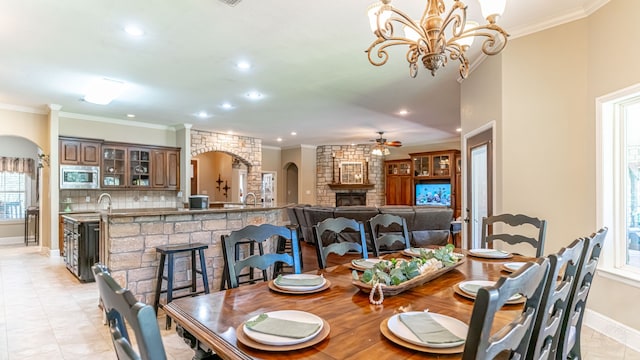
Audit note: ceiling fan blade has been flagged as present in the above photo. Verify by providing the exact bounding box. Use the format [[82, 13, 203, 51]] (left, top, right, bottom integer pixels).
[[385, 141, 402, 147]]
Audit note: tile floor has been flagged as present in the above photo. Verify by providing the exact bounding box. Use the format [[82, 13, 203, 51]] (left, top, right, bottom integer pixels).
[[1, 244, 639, 359]]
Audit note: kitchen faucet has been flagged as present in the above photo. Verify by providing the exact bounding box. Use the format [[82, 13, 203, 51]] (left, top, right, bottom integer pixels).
[[243, 192, 257, 206], [98, 193, 112, 213]]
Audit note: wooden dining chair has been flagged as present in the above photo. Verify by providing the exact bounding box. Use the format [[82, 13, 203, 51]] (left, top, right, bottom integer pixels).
[[367, 213, 410, 257], [221, 224, 301, 289], [92, 263, 167, 360], [313, 217, 368, 269], [527, 238, 585, 360], [482, 213, 548, 257], [555, 227, 608, 360], [462, 257, 551, 360]]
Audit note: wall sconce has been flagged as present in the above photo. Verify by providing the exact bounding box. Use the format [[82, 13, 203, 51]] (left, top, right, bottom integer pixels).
[[38, 154, 50, 168]]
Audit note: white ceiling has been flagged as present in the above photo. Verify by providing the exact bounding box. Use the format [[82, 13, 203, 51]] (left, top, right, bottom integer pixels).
[[0, 0, 605, 147]]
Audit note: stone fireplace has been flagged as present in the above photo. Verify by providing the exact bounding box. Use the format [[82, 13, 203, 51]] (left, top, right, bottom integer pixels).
[[335, 192, 367, 206]]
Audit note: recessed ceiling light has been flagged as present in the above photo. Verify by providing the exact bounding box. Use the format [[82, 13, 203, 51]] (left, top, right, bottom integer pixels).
[[456, 127, 462, 132], [126, 114, 136, 118], [398, 109, 409, 116], [291, 131, 297, 136], [221, 102, 233, 110], [227, 130, 233, 135], [276, 137, 283, 142], [84, 78, 126, 105], [196, 111, 210, 118], [236, 61, 251, 70], [124, 25, 144, 37], [246, 91, 263, 100]]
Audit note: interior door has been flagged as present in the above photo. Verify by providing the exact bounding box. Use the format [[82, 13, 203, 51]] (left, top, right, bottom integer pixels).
[[465, 128, 493, 249]]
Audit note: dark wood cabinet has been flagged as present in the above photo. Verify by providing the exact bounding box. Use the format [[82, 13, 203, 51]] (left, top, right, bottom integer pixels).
[[166, 150, 180, 189], [151, 149, 180, 189], [385, 160, 412, 205], [59, 137, 101, 166], [410, 149, 461, 215]]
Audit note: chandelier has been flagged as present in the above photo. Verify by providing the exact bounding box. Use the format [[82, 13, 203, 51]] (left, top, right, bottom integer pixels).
[[366, 0, 509, 79]]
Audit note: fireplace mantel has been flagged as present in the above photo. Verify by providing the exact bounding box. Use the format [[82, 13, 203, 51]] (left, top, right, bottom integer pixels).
[[327, 183, 375, 190]]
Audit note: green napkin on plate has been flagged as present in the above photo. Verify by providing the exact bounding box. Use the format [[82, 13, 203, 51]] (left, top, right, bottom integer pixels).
[[274, 275, 324, 287], [245, 313, 321, 339], [476, 249, 509, 257], [460, 283, 483, 295], [399, 313, 464, 345]]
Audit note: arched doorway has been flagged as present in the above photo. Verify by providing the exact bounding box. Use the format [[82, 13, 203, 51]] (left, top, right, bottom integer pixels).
[[191, 151, 249, 203], [285, 162, 299, 204]]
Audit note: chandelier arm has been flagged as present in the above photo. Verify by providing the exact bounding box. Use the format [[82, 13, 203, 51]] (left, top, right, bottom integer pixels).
[[446, 26, 509, 55], [438, 1, 467, 39], [367, 38, 417, 66]]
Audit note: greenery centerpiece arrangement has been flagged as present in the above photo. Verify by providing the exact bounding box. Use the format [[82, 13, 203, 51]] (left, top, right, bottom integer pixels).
[[351, 244, 465, 303]]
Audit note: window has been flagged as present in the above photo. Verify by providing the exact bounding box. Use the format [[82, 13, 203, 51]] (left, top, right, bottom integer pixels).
[[0, 171, 27, 220], [597, 84, 640, 283]]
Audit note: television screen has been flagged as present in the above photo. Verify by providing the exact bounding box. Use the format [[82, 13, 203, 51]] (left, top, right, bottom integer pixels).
[[415, 183, 451, 206]]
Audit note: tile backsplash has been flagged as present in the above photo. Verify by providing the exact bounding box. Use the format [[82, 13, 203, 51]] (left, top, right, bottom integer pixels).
[[59, 189, 180, 212]]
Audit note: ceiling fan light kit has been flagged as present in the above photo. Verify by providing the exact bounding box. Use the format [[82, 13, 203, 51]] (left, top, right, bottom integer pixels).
[[371, 131, 401, 156], [366, 0, 509, 79]]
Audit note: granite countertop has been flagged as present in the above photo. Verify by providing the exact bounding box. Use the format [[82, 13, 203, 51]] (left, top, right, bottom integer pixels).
[[60, 204, 288, 220], [61, 213, 101, 223]]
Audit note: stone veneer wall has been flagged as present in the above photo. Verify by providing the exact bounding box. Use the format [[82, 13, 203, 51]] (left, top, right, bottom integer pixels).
[[105, 208, 284, 304], [316, 145, 385, 206], [190, 129, 262, 199]]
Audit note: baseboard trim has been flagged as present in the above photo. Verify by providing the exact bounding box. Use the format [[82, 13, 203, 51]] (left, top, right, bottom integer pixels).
[[585, 308, 640, 352], [0, 236, 23, 245]]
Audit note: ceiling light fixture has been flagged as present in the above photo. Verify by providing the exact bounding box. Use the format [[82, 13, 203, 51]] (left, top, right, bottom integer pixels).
[[276, 137, 283, 142], [246, 91, 263, 100], [221, 102, 233, 110], [371, 145, 390, 156], [236, 61, 251, 70], [124, 25, 144, 37], [83, 78, 126, 105], [291, 131, 297, 136], [398, 109, 408, 116], [126, 114, 136, 118], [196, 111, 210, 118], [366, 0, 509, 79]]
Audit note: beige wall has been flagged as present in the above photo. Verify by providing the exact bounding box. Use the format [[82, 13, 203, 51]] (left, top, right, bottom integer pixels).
[[192, 152, 233, 202], [282, 146, 317, 204], [462, 0, 640, 332], [262, 147, 283, 204], [59, 116, 177, 147]]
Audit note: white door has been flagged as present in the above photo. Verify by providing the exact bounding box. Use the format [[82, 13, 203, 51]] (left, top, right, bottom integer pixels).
[[261, 172, 277, 204], [465, 128, 493, 249]]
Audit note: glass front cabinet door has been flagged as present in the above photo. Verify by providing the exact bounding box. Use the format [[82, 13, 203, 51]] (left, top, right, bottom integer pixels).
[[102, 146, 126, 187], [129, 148, 151, 187]]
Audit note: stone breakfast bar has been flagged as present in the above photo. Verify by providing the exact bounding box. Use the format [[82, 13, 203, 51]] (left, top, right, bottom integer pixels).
[[98, 205, 287, 304]]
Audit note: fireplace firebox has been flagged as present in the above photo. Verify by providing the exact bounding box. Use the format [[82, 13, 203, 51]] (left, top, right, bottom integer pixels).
[[335, 192, 367, 206]]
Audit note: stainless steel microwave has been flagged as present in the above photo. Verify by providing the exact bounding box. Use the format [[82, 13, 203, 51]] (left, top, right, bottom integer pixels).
[[60, 165, 100, 189]]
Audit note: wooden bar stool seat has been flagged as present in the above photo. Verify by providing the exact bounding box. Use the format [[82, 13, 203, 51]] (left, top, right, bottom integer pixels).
[[153, 242, 210, 329]]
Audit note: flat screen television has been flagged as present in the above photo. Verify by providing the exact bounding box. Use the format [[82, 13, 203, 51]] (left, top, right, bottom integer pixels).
[[415, 183, 451, 207]]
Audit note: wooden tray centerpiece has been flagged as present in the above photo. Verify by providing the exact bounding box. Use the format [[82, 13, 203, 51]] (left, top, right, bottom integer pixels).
[[352, 245, 465, 298]]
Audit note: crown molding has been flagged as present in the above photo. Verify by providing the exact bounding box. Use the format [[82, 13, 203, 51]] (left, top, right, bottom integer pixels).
[[262, 145, 281, 151], [59, 111, 177, 131], [0, 103, 48, 115]]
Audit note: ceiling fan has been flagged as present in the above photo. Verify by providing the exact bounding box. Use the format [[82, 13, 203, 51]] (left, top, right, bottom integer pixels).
[[370, 131, 402, 156]]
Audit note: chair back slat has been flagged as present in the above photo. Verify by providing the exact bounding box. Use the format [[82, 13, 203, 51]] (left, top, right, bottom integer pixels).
[[313, 217, 368, 269], [463, 257, 550, 360], [367, 213, 411, 257], [555, 227, 608, 359], [482, 213, 547, 257], [92, 264, 167, 360], [528, 238, 585, 360], [222, 224, 301, 289]]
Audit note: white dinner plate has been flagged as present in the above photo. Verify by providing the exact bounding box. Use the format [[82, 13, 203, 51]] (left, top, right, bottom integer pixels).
[[402, 247, 433, 257], [387, 311, 467, 348], [468, 248, 512, 259], [243, 310, 324, 346], [351, 258, 383, 270], [458, 280, 523, 302], [502, 262, 526, 273], [273, 274, 326, 292]]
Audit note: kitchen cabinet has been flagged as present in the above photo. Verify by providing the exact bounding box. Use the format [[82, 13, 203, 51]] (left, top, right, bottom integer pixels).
[[63, 217, 99, 282], [151, 149, 180, 189], [385, 160, 412, 205], [59, 137, 101, 166], [129, 148, 151, 188], [101, 145, 127, 188]]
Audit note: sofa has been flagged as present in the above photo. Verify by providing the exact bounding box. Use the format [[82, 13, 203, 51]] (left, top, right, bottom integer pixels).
[[286, 204, 453, 248]]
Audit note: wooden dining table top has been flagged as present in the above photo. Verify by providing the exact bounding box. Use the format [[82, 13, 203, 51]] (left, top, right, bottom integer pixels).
[[164, 251, 530, 360]]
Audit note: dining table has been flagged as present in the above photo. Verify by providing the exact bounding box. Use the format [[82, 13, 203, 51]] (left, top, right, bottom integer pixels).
[[164, 250, 531, 360]]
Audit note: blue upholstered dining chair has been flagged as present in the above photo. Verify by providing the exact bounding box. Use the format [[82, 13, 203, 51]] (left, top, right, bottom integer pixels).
[[92, 263, 167, 360], [313, 217, 368, 269], [462, 257, 551, 360], [367, 213, 411, 257], [528, 238, 585, 360], [481, 213, 547, 257], [555, 228, 608, 360], [221, 223, 301, 289]]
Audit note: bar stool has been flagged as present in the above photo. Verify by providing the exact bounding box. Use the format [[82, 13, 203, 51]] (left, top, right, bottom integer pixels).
[[24, 207, 39, 246], [153, 242, 210, 329]]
